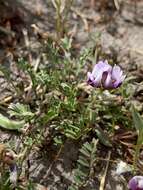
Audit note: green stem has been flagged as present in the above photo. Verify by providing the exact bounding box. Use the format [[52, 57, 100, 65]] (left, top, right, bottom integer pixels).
[[133, 134, 142, 173]]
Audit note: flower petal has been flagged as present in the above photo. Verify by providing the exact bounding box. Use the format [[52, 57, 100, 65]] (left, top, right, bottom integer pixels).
[[92, 60, 112, 78], [112, 65, 123, 80], [91, 60, 112, 87], [87, 72, 95, 87], [120, 74, 126, 82], [128, 176, 143, 190], [139, 180, 143, 189], [103, 72, 113, 89], [112, 65, 125, 88], [128, 177, 138, 190], [93, 70, 103, 87], [137, 176, 143, 189], [113, 74, 126, 88], [87, 72, 94, 81]]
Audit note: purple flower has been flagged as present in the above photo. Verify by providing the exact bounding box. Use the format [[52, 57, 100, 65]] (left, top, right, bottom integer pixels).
[[87, 60, 125, 89], [128, 176, 143, 190]]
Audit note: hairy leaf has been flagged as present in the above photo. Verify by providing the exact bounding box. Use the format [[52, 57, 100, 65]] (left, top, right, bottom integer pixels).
[[0, 114, 24, 131], [132, 105, 143, 134], [8, 103, 34, 120]]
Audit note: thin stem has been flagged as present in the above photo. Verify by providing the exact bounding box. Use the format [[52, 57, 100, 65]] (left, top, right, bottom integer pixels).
[[133, 134, 142, 173]]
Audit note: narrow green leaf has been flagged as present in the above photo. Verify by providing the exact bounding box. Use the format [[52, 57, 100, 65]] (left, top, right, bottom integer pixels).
[[77, 157, 90, 167], [79, 148, 90, 158], [68, 185, 78, 190], [75, 169, 87, 178], [8, 103, 34, 119], [95, 126, 112, 147], [65, 129, 77, 136], [83, 142, 92, 152], [132, 105, 143, 133], [0, 114, 24, 130], [43, 109, 59, 124], [74, 175, 83, 185], [65, 132, 77, 139], [132, 106, 143, 170], [69, 125, 80, 131]]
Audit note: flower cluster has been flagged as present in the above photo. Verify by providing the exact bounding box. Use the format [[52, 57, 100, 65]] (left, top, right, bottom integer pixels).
[[87, 60, 125, 89]]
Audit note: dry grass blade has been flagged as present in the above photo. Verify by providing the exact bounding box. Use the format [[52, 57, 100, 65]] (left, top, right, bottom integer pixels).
[[71, 7, 89, 31], [99, 151, 111, 190], [114, 0, 120, 10], [51, 0, 66, 14]]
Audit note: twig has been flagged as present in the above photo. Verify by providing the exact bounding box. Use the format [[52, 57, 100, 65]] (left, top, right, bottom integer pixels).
[[45, 145, 64, 178], [22, 28, 30, 48], [71, 7, 89, 31], [131, 48, 143, 55], [0, 96, 13, 105], [99, 151, 111, 190], [114, 0, 120, 10], [34, 56, 41, 72]]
